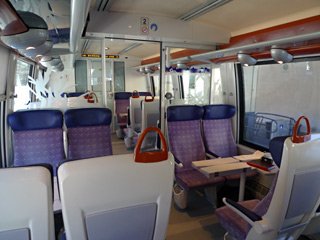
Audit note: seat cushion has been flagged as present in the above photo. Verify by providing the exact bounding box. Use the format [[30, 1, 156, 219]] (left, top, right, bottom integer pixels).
[[216, 199, 260, 240], [68, 125, 112, 160], [202, 119, 237, 157], [175, 170, 225, 190], [13, 128, 64, 175]]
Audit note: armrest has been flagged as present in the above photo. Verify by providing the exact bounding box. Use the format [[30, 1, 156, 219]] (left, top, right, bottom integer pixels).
[[206, 150, 220, 159], [222, 197, 261, 227], [174, 157, 183, 168], [222, 198, 273, 234]]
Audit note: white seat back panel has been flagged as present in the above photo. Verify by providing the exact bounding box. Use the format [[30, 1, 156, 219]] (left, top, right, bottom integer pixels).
[[58, 153, 174, 240]]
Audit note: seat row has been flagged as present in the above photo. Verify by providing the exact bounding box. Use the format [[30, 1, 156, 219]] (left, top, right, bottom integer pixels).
[[166, 104, 256, 209], [7, 108, 113, 175], [167, 104, 238, 189], [0, 148, 175, 240]]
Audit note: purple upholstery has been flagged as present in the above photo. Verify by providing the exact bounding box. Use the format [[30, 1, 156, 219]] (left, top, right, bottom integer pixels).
[[216, 175, 278, 239], [168, 120, 206, 172], [67, 126, 112, 160], [115, 97, 130, 127], [167, 107, 225, 190], [176, 170, 225, 190], [216, 199, 260, 240], [202, 119, 237, 158], [13, 129, 64, 175]]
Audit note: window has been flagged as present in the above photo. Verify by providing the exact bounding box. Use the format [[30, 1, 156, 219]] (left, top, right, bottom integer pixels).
[[239, 58, 320, 149], [182, 69, 210, 105], [114, 61, 125, 92], [210, 67, 223, 104], [14, 59, 34, 111]]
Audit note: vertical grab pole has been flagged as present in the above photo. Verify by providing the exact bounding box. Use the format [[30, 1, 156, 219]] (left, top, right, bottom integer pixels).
[[101, 38, 107, 107]]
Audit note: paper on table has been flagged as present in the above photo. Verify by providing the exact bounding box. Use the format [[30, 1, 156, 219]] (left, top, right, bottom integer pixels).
[[192, 157, 239, 168], [233, 150, 264, 162]]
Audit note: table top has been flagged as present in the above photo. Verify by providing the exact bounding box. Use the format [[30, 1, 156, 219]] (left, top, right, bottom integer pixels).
[[198, 162, 252, 178]]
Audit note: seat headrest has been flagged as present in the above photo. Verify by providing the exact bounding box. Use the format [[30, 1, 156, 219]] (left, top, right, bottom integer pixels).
[[269, 136, 289, 167], [203, 104, 236, 120], [61, 92, 85, 98], [139, 92, 152, 97], [115, 92, 132, 100], [8, 110, 63, 131], [167, 105, 203, 122], [65, 108, 112, 127]]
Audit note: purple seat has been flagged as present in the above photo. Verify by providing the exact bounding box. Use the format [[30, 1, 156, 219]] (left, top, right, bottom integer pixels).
[[203, 104, 256, 181], [202, 104, 237, 157], [115, 92, 132, 128], [65, 108, 113, 160], [7, 110, 65, 175], [167, 105, 225, 191], [216, 134, 320, 239], [216, 136, 285, 239]]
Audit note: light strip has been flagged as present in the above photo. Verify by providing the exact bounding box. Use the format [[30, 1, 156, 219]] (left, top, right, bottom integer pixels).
[[179, 0, 233, 21], [118, 43, 142, 55]]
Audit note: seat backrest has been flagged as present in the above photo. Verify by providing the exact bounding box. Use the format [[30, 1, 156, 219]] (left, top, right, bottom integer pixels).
[[140, 97, 160, 149], [58, 153, 174, 240], [246, 135, 320, 239], [202, 104, 237, 157], [7, 110, 64, 175], [64, 107, 113, 160], [129, 96, 144, 132], [141, 97, 160, 131], [0, 166, 55, 240], [138, 91, 152, 97], [114, 92, 132, 127], [167, 105, 205, 172]]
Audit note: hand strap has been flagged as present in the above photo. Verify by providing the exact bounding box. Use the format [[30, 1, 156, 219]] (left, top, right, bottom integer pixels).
[[134, 127, 168, 163], [292, 116, 311, 143]]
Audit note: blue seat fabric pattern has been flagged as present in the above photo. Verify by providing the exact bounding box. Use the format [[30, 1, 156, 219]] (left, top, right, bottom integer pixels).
[[7, 110, 64, 175]]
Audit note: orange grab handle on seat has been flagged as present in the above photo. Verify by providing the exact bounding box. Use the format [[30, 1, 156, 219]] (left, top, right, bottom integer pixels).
[[144, 96, 154, 102], [132, 90, 140, 98], [292, 116, 311, 143], [84, 92, 98, 103], [134, 127, 168, 163]]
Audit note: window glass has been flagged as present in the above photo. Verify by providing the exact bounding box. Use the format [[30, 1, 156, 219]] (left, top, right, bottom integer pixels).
[[240, 59, 320, 149], [152, 74, 160, 96], [114, 61, 125, 92], [210, 67, 223, 104], [14, 59, 33, 111], [182, 69, 210, 105]]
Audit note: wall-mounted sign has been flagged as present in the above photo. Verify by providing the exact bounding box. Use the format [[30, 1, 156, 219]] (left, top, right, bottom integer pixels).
[[81, 54, 119, 59], [106, 55, 119, 59], [81, 53, 101, 58], [140, 17, 149, 35]]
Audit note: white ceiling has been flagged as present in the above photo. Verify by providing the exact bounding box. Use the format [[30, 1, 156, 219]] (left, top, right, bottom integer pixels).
[[6, 0, 320, 61], [85, 0, 320, 60]]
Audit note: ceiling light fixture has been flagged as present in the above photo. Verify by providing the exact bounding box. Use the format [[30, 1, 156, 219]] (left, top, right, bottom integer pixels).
[[1, 11, 48, 49], [179, 0, 233, 21], [270, 47, 293, 64], [237, 53, 257, 66], [118, 43, 142, 55], [21, 40, 53, 58]]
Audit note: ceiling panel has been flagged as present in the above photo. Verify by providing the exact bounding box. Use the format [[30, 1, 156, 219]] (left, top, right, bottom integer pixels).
[[108, 0, 207, 18], [194, 0, 320, 35]]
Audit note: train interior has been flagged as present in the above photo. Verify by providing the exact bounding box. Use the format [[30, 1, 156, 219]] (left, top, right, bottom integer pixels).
[[1, 0, 320, 239]]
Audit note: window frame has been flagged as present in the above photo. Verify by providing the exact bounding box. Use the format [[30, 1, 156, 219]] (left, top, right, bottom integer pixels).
[[238, 56, 320, 151]]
